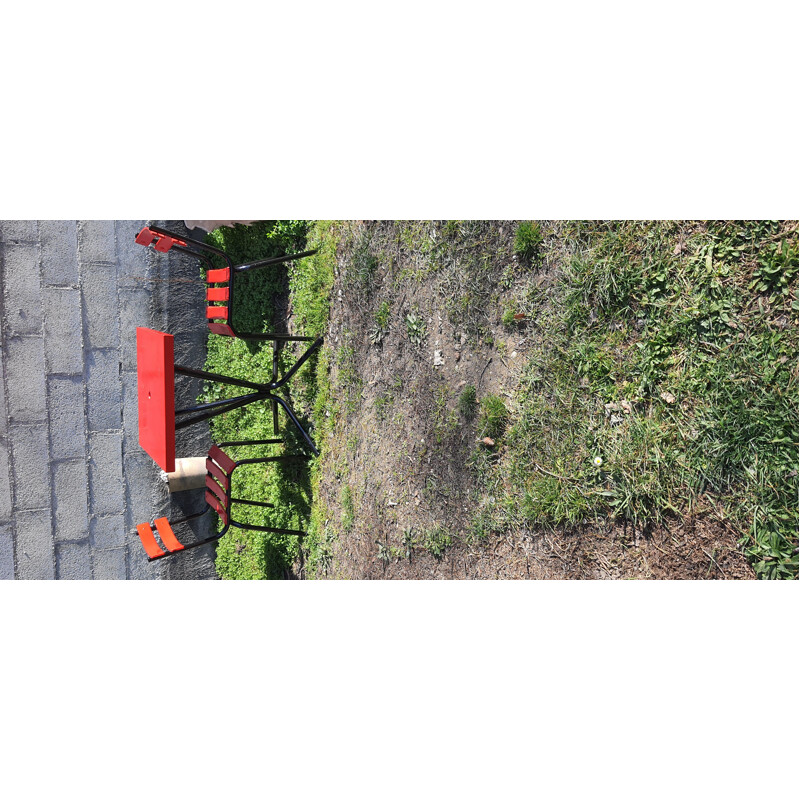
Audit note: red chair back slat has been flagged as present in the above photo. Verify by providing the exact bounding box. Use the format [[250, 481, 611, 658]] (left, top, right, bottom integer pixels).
[[206, 286, 230, 302], [205, 489, 229, 526], [206, 458, 230, 490], [206, 267, 230, 283], [136, 523, 166, 559], [205, 474, 227, 507], [154, 517, 185, 553], [208, 445, 236, 475], [206, 305, 229, 320], [208, 322, 235, 336]]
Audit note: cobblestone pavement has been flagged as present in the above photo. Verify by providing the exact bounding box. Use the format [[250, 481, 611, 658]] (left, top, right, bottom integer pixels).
[[0, 220, 217, 579]]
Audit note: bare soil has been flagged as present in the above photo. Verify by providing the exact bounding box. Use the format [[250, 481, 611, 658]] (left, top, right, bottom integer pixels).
[[300, 221, 755, 580]]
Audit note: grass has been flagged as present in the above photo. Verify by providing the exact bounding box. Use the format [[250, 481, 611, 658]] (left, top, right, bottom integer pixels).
[[514, 221, 543, 262], [479, 394, 509, 440], [197, 221, 336, 579], [478, 220, 799, 578], [458, 384, 477, 418]]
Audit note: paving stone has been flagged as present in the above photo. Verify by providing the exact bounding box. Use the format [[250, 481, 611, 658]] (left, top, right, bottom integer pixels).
[[10, 424, 50, 510], [14, 509, 54, 579], [120, 371, 139, 451], [43, 287, 84, 374], [88, 432, 124, 518], [127, 539, 160, 580], [40, 220, 79, 286], [123, 451, 162, 526], [0, 443, 11, 520], [77, 220, 116, 264], [2, 244, 43, 335], [90, 514, 125, 549], [5, 336, 47, 423], [48, 376, 87, 460], [0, 220, 38, 243], [86, 349, 122, 431], [92, 547, 127, 580], [55, 540, 91, 579], [52, 460, 89, 542], [115, 220, 151, 289], [0, 323, 6, 439], [119, 287, 152, 371], [82, 265, 120, 349], [0, 523, 14, 579]]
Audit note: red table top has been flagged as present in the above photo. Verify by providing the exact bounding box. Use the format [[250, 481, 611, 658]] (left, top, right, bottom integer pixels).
[[136, 327, 176, 472]]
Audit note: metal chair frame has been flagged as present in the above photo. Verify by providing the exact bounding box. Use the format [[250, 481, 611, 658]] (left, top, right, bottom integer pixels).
[[136, 438, 310, 562]]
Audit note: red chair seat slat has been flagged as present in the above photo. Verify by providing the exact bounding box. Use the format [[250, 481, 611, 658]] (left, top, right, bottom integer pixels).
[[154, 236, 175, 252], [206, 267, 230, 283], [205, 474, 227, 506], [206, 458, 230, 490], [154, 517, 185, 553], [205, 490, 229, 526], [208, 445, 236, 475], [208, 322, 235, 336], [207, 286, 230, 302], [206, 305, 229, 320], [136, 523, 166, 559]]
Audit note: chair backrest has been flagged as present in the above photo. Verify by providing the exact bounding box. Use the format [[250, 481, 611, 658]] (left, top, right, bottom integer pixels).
[[205, 268, 235, 336], [204, 445, 237, 527], [136, 225, 237, 337]]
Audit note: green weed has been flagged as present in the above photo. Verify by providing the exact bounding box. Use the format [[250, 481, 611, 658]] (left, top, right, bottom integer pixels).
[[405, 310, 427, 346]]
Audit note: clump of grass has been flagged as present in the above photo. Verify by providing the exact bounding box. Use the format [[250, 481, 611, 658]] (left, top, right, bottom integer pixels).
[[340, 485, 355, 532], [479, 394, 509, 439], [346, 233, 379, 290], [458, 384, 477, 418], [514, 221, 543, 262]]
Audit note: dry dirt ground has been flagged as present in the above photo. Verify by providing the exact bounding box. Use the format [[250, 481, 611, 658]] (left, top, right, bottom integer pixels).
[[299, 221, 754, 580]]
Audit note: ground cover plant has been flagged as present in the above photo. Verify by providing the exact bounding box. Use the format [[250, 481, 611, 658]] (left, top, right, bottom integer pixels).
[[195, 220, 334, 579], [198, 220, 798, 579]]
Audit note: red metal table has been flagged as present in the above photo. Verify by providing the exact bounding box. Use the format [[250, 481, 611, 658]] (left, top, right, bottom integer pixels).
[[136, 327, 321, 472]]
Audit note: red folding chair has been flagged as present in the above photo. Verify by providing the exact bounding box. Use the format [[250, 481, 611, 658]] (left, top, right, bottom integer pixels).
[[135, 439, 309, 562], [135, 224, 318, 341]]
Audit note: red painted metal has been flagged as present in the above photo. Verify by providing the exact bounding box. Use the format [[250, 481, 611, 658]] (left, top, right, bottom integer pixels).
[[206, 305, 229, 320], [136, 523, 166, 559], [206, 287, 230, 302], [154, 517, 185, 553], [206, 267, 230, 283], [207, 322, 235, 336], [208, 445, 236, 474], [136, 328, 176, 472]]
